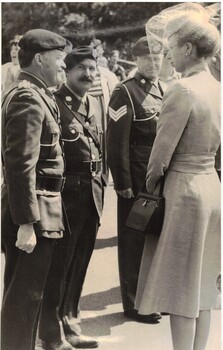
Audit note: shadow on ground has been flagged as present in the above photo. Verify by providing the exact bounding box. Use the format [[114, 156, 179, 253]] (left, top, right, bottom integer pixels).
[[81, 312, 127, 337], [81, 311, 160, 337], [80, 287, 121, 311], [95, 236, 117, 249]]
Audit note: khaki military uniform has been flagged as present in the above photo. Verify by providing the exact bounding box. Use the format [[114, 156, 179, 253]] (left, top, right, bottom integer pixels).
[[1, 71, 66, 350], [39, 83, 105, 342], [107, 72, 165, 312]]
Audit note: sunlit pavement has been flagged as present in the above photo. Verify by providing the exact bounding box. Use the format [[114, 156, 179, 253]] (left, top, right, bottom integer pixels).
[[1, 182, 221, 350]]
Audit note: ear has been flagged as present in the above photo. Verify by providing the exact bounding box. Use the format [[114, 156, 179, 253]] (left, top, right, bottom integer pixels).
[[34, 53, 43, 66], [184, 42, 193, 56]]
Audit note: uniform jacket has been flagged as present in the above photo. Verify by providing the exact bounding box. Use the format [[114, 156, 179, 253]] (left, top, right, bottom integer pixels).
[[2, 71, 65, 237], [107, 72, 166, 194], [55, 84, 104, 218]]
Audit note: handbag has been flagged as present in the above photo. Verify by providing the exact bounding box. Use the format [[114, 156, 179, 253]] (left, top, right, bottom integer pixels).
[[125, 178, 165, 236]]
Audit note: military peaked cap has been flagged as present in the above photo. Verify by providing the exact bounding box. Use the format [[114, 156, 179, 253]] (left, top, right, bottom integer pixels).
[[132, 36, 162, 56], [19, 29, 66, 53], [64, 46, 98, 71]]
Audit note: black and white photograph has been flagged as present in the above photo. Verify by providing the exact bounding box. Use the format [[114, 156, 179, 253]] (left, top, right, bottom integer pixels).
[[1, 1, 221, 350]]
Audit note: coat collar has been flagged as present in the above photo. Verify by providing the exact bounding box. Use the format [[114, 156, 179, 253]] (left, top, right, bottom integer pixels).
[[134, 72, 163, 99], [18, 70, 59, 117], [18, 70, 53, 98], [58, 84, 95, 118]]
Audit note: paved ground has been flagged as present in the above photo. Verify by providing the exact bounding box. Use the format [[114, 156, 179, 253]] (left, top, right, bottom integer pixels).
[[1, 182, 221, 350], [74, 183, 221, 350]]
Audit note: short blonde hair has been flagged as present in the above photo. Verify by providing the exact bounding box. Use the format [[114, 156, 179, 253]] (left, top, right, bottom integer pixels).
[[166, 13, 220, 58]]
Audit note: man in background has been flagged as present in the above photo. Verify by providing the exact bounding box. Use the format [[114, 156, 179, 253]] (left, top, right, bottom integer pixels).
[[107, 36, 166, 323]]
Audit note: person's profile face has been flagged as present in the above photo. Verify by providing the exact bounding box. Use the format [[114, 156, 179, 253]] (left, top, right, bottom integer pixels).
[[10, 44, 20, 65], [40, 49, 66, 87], [110, 52, 119, 65], [168, 34, 187, 73], [136, 53, 163, 80]]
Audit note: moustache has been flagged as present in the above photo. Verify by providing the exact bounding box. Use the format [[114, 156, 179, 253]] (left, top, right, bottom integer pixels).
[[79, 76, 94, 83]]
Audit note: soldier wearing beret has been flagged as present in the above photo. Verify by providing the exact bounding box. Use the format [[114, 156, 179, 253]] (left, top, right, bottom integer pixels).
[[1, 29, 73, 350], [39, 46, 104, 349], [107, 36, 166, 323]]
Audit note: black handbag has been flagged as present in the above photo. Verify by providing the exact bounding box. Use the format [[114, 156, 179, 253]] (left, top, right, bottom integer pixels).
[[125, 179, 165, 236]]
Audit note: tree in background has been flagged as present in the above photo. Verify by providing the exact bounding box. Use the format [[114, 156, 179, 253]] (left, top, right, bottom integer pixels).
[[3, 2, 211, 64]]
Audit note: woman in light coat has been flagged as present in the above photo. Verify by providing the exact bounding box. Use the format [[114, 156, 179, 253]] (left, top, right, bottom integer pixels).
[[135, 11, 221, 350]]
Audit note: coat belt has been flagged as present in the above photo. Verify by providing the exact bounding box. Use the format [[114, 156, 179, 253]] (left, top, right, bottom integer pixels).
[[36, 176, 66, 192], [65, 160, 102, 175], [169, 153, 216, 173]]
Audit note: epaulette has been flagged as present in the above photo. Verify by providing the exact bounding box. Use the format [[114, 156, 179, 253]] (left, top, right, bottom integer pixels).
[[120, 76, 134, 84], [17, 80, 48, 99], [18, 80, 32, 90]]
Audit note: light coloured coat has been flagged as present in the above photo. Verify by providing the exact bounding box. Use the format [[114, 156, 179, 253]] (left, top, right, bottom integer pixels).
[[135, 68, 221, 318]]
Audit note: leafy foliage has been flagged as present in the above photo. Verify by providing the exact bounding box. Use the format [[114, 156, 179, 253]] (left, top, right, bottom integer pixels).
[[2, 2, 211, 63]]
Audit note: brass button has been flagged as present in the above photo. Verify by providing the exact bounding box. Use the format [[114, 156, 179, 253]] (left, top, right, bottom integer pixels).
[[89, 137, 93, 142], [71, 129, 76, 134], [92, 154, 96, 160], [85, 122, 90, 127]]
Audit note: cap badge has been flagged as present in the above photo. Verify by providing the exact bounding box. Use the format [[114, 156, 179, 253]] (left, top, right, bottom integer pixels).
[[151, 43, 162, 54], [65, 96, 72, 102]]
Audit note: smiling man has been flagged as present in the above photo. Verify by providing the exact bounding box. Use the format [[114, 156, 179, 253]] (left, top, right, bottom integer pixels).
[[39, 46, 104, 349], [1, 29, 67, 350]]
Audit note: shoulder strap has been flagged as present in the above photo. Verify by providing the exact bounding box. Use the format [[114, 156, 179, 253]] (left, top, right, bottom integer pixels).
[[121, 83, 137, 121], [57, 95, 101, 150]]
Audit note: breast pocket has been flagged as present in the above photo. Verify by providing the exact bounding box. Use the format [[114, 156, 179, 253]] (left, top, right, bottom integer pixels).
[[40, 121, 60, 158], [135, 105, 161, 122], [62, 122, 83, 143]]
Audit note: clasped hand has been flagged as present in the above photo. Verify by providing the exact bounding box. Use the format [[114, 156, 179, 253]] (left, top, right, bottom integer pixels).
[[116, 188, 134, 199], [15, 224, 37, 254]]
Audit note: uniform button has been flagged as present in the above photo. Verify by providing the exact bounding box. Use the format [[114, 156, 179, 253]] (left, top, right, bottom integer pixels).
[[141, 79, 146, 84], [89, 137, 93, 142], [71, 129, 76, 134], [92, 154, 96, 160], [85, 122, 90, 127]]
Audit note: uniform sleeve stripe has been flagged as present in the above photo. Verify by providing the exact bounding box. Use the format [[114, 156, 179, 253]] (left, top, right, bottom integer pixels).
[[109, 108, 127, 119], [109, 106, 127, 122]]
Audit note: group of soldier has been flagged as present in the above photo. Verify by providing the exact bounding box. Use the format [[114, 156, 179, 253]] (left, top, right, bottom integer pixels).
[[1, 24, 220, 350]]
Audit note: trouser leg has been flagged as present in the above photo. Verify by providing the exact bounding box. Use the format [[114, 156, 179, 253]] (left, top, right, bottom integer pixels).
[[117, 196, 145, 312], [60, 216, 99, 336], [1, 236, 55, 350], [39, 237, 70, 343]]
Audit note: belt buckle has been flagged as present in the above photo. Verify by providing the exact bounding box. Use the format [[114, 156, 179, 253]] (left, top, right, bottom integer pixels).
[[90, 160, 97, 177]]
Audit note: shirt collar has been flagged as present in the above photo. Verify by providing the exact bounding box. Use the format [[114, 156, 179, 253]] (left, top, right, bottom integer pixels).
[[65, 83, 87, 104]]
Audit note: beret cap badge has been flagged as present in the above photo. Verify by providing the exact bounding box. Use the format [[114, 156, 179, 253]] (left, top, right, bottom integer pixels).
[[65, 96, 72, 102]]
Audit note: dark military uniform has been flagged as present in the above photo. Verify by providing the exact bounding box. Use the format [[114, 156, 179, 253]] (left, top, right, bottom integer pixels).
[[107, 71, 165, 312], [39, 83, 105, 342], [1, 70, 66, 350]]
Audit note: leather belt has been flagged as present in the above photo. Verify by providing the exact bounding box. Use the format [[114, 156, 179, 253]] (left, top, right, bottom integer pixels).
[[36, 176, 66, 192], [65, 160, 102, 175]]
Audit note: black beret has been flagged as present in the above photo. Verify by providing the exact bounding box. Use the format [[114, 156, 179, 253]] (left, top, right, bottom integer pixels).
[[64, 46, 98, 71], [132, 36, 163, 56], [19, 29, 66, 53]]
